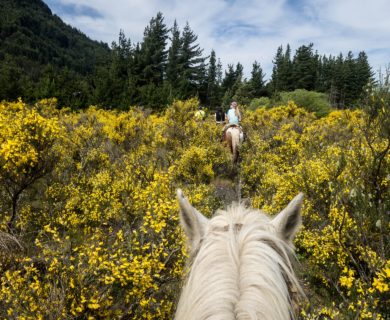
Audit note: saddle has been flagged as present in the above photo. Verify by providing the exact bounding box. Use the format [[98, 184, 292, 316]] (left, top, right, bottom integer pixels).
[[222, 124, 244, 142]]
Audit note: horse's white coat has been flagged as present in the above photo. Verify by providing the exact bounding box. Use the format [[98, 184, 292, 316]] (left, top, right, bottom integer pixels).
[[176, 191, 303, 320], [226, 126, 241, 163]]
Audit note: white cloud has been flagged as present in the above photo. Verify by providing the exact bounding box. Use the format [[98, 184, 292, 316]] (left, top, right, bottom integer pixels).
[[47, 0, 390, 79]]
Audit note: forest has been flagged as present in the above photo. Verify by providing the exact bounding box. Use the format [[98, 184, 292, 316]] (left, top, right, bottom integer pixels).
[[0, 0, 373, 111]]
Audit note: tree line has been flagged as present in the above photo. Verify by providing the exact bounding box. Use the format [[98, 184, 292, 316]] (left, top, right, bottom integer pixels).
[[90, 14, 374, 110], [0, 3, 374, 110]]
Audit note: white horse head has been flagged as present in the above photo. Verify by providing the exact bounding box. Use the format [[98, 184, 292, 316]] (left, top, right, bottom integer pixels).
[[175, 190, 304, 320]]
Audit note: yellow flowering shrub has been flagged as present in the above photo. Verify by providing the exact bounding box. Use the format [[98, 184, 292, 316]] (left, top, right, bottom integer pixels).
[[241, 102, 389, 318], [0, 99, 62, 229], [0, 97, 388, 319]]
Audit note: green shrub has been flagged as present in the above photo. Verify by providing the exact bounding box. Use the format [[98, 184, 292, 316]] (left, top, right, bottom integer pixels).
[[248, 97, 271, 111], [277, 89, 332, 117]]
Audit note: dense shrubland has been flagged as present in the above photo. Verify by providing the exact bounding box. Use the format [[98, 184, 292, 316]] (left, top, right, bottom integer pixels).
[[0, 93, 388, 318]]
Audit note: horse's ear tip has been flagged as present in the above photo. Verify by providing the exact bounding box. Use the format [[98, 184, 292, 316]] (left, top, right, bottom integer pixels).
[[292, 193, 304, 207], [177, 189, 184, 198]]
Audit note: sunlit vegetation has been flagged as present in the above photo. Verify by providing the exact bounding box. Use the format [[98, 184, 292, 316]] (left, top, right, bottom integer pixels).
[[0, 85, 389, 318]]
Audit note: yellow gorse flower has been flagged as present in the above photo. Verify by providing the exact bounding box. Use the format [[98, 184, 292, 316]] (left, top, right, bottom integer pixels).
[[0, 99, 388, 319]]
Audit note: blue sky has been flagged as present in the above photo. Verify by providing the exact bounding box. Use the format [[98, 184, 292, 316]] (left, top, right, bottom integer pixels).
[[43, 0, 390, 79]]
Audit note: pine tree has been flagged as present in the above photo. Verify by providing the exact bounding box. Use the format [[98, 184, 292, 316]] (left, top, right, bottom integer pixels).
[[291, 43, 317, 90], [139, 12, 168, 86], [216, 58, 223, 85], [110, 30, 134, 107], [206, 49, 220, 107], [343, 51, 358, 107], [249, 61, 266, 97], [136, 12, 169, 109], [222, 64, 236, 93], [166, 20, 181, 90], [235, 62, 244, 81], [220, 62, 245, 106], [270, 44, 292, 92], [329, 53, 345, 108], [233, 80, 253, 105], [177, 22, 206, 99], [355, 51, 374, 98]]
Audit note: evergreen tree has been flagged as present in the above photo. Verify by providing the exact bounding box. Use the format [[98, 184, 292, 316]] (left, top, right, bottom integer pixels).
[[355, 51, 374, 97], [270, 44, 292, 92], [139, 12, 168, 86], [92, 30, 134, 108], [222, 64, 236, 93], [233, 80, 253, 105], [111, 30, 134, 106], [137, 12, 169, 109], [271, 44, 283, 92], [177, 22, 206, 99], [166, 20, 181, 91], [291, 43, 317, 90], [329, 53, 345, 108], [216, 58, 223, 85], [343, 51, 359, 107], [284, 44, 293, 89], [317, 54, 333, 92], [206, 49, 220, 107], [221, 62, 245, 106], [235, 62, 244, 81], [249, 60, 266, 97]]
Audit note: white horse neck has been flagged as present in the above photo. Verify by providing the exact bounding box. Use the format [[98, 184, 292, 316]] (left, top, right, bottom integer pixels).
[[175, 206, 299, 320]]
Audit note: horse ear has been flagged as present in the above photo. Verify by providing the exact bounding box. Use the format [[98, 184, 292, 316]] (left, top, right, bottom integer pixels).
[[177, 189, 208, 250], [271, 193, 303, 243]]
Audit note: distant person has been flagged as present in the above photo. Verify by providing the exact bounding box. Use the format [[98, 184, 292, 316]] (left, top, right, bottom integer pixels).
[[226, 101, 241, 125], [222, 101, 244, 142], [195, 106, 206, 121], [215, 107, 225, 124]]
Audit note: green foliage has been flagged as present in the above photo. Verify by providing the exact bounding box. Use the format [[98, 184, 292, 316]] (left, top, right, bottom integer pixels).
[[291, 43, 317, 91], [166, 20, 181, 90], [269, 44, 374, 109], [206, 49, 221, 107], [249, 60, 266, 97], [0, 0, 377, 111], [139, 12, 168, 87], [248, 97, 271, 110], [0, 0, 110, 103], [277, 89, 332, 117]]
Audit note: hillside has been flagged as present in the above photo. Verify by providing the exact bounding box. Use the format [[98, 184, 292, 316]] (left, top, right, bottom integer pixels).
[[0, 1, 374, 110], [0, 0, 110, 102]]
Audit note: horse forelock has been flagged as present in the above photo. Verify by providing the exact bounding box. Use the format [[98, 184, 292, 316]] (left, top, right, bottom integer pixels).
[[176, 204, 301, 320]]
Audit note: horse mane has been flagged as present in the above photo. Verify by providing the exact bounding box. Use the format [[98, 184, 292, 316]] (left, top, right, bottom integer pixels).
[[175, 202, 302, 320]]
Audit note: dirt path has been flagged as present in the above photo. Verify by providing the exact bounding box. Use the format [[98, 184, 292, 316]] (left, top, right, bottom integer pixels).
[[212, 165, 242, 205]]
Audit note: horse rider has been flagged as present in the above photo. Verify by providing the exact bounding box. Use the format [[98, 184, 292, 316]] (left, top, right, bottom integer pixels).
[[215, 107, 225, 124], [222, 101, 244, 142], [195, 105, 206, 121]]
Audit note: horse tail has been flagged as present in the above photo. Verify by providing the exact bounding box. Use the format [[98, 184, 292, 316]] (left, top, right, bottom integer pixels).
[[232, 139, 239, 164], [226, 131, 233, 154], [230, 128, 240, 164]]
